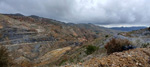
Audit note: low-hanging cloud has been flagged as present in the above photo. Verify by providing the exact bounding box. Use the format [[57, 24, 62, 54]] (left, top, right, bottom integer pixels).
[[0, 0, 150, 27]]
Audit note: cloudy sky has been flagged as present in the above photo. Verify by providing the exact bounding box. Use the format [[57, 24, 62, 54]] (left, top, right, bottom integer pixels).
[[0, 0, 150, 27]]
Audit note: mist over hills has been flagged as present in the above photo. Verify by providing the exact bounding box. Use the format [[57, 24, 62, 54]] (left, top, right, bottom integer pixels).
[[110, 26, 147, 32]]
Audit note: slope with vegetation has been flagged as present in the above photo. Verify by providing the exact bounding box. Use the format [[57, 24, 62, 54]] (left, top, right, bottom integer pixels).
[[1, 13, 149, 67], [64, 37, 150, 67], [0, 13, 117, 66], [84, 47, 150, 67]]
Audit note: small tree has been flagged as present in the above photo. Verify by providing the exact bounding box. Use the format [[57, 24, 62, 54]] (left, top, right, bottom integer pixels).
[[85, 45, 98, 55]]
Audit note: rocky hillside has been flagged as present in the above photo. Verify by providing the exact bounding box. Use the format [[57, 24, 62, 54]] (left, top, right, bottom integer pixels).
[[0, 13, 117, 66], [112, 27, 150, 48], [119, 27, 150, 37], [0, 13, 149, 67], [64, 48, 150, 67], [61, 27, 150, 67]]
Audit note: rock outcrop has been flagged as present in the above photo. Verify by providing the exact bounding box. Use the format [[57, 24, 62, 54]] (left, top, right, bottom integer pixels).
[[84, 48, 150, 67]]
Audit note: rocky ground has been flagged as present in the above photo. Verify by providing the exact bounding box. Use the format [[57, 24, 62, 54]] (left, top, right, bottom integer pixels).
[[64, 47, 150, 67]]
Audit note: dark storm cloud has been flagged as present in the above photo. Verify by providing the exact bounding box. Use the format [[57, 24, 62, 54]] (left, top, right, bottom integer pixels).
[[0, 0, 150, 27]]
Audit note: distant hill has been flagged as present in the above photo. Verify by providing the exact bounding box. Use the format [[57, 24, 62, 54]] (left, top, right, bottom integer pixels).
[[120, 27, 150, 37], [110, 26, 147, 31]]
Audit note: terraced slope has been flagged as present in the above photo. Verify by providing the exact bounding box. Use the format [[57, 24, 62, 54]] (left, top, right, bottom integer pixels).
[[0, 14, 117, 66]]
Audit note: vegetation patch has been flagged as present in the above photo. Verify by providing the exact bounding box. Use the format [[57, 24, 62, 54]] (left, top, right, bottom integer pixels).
[[59, 59, 67, 66], [105, 38, 134, 54], [141, 43, 150, 48], [85, 45, 99, 55]]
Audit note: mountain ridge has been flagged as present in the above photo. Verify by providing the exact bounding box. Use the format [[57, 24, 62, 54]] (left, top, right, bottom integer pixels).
[[0, 13, 118, 66], [110, 26, 147, 31]]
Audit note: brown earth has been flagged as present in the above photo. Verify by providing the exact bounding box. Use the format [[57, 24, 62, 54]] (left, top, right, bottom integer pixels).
[[35, 47, 71, 66], [64, 48, 150, 67], [85, 48, 150, 67]]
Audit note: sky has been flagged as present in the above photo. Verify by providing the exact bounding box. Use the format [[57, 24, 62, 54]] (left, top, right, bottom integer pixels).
[[0, 0, 150, 27]]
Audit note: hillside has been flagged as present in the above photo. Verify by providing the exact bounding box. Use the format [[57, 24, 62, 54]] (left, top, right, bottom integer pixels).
[[0, 13, 117, 66], [1, 13, 149, 67], [121, 27, 150, 37], [86, 48, 150, 67], [61, 27, 150, 67], [65, 48, 150, 67], [110, 27, 147, 31]]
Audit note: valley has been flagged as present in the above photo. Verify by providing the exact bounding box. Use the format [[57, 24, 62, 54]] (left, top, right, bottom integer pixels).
[[0, 13, 149, 67]]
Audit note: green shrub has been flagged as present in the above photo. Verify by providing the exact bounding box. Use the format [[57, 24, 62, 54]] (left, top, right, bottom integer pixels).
[[105, 38, 132, 54], [141, 43, 150, 48], [105, 35, 109, 38], [59, 59, 67, 66], [85, 45, 98, 55], [0, 46, 12, 67]]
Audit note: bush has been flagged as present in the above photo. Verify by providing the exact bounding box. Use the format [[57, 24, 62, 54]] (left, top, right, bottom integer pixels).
[[105, 38, 133, 54], [141, 43, 150, 48], [0, 46, 12, 67], [105, 35, 109, 38], [85, 45, 98, 55]]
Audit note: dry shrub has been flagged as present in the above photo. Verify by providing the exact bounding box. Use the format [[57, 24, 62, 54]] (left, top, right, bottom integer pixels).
[[105, 38, 132, 54], [0, 45, 12, 67]]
